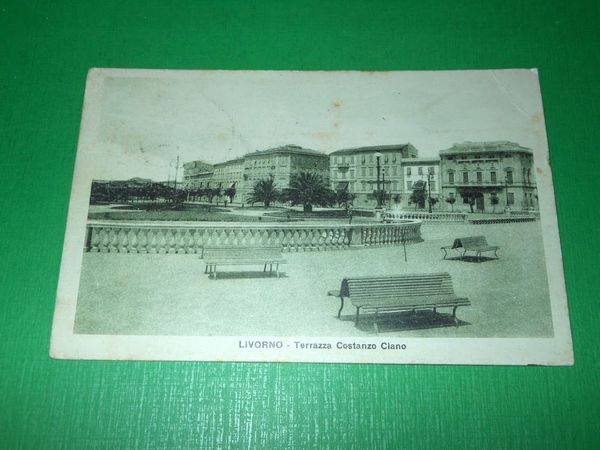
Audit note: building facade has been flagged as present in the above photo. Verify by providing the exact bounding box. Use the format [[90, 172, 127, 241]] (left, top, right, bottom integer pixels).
[[184, 145, 329, 205], [402, 158, 442, 210], [182, 160, 214, 190], [439, 141, 537, 212], [329, 144, 419, 208]]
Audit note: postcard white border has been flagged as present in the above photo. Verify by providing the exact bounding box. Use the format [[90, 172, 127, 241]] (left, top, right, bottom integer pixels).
[[50, 68, 574, 365]]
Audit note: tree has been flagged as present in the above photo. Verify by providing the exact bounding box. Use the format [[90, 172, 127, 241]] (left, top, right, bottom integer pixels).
[[409, 181, 426, 210], [427, 196, 439, 211], [281, 172, 334, 213], [224, 185, 237, 203], [458, 187, 483, 213], [205, 187, 221, 204], [445, 196, 456, 212], [491, 193, 500, 213], [409, 190, 425, 210], [247, 178, 279, 208], [336, 188, 355, 208]]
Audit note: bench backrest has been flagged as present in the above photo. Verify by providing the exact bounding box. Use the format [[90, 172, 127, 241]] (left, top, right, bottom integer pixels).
[[456, 236, 488, 249], [341, 272, 457, 307], [204, 245, 284, 260]]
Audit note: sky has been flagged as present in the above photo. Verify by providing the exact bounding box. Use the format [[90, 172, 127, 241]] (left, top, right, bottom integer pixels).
[[86, 69, 547, 181]]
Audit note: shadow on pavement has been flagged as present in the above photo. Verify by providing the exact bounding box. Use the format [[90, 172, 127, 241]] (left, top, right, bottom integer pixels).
[[445, 255, 499, 263], [207, 271, 289, 280], [339, 310, 470, 333]]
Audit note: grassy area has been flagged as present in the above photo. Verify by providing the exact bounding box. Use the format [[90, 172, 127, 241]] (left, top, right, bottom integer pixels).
[[87, 203, 272, 222]]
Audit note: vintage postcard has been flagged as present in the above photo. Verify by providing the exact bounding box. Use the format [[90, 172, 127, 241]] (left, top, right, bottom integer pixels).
[[50, 68, 573, 364]]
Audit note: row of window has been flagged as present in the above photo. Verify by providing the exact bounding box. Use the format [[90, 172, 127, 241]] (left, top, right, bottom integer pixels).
[[334, 154, 400, 164], [448, 170, 508, 185], [406, 167, 435, 176], [406, 181, 436, 191]]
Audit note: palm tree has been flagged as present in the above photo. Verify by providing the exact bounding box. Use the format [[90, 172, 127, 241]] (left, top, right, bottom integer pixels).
[[282, 172, 335, 213], [247, 178, 279, 208]]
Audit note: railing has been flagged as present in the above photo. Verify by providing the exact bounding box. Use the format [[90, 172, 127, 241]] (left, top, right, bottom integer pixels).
[[84, 220, 423, 254], [382, 211, 467, 223], [469, 216, 537, 225], [509, 210, 540, 218]]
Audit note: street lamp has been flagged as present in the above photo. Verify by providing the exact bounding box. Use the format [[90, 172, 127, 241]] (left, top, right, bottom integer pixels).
[[504, 174, 510, 212], [374, 152, 382, 208], [427, 172, 433, 213], [382, 167, 386, 207]]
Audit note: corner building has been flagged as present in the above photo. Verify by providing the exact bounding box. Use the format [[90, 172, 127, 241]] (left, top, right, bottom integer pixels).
[[329, 144, 419, 208], [439, 141, 537, 212]]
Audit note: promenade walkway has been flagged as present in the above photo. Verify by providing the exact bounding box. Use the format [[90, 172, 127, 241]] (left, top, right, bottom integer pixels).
[[74, 221, 553, 338]]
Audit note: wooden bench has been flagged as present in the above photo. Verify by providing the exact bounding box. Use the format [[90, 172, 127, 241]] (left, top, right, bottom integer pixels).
[[203, 245, 286, 279], [441, 235, 499, 260], [328, 272, 470, 333]]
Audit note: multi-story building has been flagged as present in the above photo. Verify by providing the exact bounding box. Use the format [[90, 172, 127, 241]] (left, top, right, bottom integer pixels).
[[329, 144, 419, 208], [238, 145, 330, 204], [211, 157, 244, 192], [402, 158, 441, 210], [182, 160, 214, 190], [183, 145, 329, 204], [439, 141, 537, 212]]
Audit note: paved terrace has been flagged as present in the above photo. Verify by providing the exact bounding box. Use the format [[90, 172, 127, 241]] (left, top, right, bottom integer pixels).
[[74, 222, 554, 338]]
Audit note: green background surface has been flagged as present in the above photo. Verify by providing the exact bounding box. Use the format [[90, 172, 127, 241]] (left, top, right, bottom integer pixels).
[[1, 0, 598, 448]]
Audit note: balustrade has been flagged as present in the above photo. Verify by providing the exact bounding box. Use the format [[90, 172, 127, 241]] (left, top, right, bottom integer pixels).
[[383, 211, 467, 223], [85, 220, 422, 254]]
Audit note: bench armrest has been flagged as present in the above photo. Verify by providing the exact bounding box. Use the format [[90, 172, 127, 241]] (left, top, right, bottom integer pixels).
[[327, 290, 341, 297]]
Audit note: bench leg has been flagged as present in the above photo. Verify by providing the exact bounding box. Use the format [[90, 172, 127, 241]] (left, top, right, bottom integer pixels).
[[494, 249, 499, 259], [442, 248, 448, 260], [338, 296, 345, 319], [452, 306, 459, 327], [355, 307, 360, 327], [270, 263, 273, 274], [276, 264, 279, 278], [373, 310, 379, 334], [263, 264, 267, 272], [204, 264, 208, 274]]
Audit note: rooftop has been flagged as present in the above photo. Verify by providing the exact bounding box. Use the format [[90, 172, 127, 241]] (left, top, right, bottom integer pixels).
[[329, 143, 416, 156], [439, 141, 533, 156], [244, 144, 328, 159], [402, 157, 440, 164]]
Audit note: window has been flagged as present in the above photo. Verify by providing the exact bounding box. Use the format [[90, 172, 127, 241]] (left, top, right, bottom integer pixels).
[[349, 169, 355, 178], [491, 171, 497, 184], [392, 154, 397, 162], [361, 181, 367, 191], [428, 167, 435, 175], [369, 167, 374, 176], [407, 167, 412, 176], [361, 167, 366, 176], [463, 171, 469, 183], [507, 192, 514, 205], [448, 171, 455, 184], [506, 170, 513, 184], [407, 181, 413, 190], [384, 154, 389, 163], [476, 171, 483, 184], [361, 155, 366, 163], [418, 167, 423, 175], [368, 155, 373, 163], [449, 192, 455, 199], [430, 181, 436, 191]]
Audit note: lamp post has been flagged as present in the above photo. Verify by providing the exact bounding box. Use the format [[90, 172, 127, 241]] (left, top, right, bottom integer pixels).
[[382, 167, 386, 207], [427, 172, 433, 213], [374, 152, 382, 208], [505, 174, 509, 212]]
